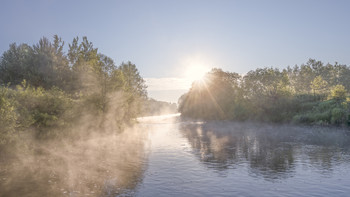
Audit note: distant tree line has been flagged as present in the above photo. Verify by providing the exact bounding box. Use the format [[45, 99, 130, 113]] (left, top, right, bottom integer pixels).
[[141, 98, 177, 116], [0, 36, 147, 145], [179, 59, 350, 125]]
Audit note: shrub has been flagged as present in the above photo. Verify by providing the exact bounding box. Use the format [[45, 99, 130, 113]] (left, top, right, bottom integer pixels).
[[331, 107, 346, 125], [13, 83, 74, 137], [0, 87, 18, 145]]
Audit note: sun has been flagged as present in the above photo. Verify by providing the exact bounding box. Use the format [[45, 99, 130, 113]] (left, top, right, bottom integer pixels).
[[185, 65, 209, 83]]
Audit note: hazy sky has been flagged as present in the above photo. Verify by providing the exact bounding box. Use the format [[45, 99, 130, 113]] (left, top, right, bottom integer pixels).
[[1, 0, 350, 102]]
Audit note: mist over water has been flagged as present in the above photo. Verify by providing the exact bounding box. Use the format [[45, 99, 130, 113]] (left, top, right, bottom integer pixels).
[[2, 114, 350, 196], [0, 93, 152, 197], [0, 126, 149, 196], [132, 116, 350, 197]]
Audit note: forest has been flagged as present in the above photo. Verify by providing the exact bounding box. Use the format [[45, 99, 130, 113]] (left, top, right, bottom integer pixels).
[[179, 59, 350, 126], [0, 36, 152, 146]]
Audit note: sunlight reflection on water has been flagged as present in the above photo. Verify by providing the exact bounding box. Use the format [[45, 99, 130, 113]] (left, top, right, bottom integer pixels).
[[130, 115, 350, 197]]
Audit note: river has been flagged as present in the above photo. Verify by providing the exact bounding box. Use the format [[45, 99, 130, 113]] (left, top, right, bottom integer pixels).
[[1, 114, 350, 196], [129, 114, 350, 197]]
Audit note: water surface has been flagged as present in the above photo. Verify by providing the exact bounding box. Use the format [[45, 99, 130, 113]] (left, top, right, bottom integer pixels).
[[132, 115, 350, 197], [2, 114, 349, 196]]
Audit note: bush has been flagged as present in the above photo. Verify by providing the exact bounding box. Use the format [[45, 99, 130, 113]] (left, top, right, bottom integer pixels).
[[13, 82, 74, 137], [331, 107, 346, 125], [0, 87, 18, 145]]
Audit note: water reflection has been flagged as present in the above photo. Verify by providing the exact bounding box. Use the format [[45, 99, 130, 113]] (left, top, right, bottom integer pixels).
[[179, 122, 350, 180]]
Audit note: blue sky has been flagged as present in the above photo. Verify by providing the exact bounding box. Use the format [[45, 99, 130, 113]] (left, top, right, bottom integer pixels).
[[1, 0, 350, 102]]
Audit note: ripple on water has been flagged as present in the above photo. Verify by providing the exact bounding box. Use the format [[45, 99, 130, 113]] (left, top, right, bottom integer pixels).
[[129, 118, 350, 197]]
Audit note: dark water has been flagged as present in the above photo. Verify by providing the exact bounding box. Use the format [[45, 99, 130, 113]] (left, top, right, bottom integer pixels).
[[132, 114, 350, 197]]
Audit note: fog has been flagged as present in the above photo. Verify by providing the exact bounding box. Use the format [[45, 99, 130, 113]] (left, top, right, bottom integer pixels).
[[2, 112, 350, 196], [179, 121, 350, 178], [0, 91, 150, 197]]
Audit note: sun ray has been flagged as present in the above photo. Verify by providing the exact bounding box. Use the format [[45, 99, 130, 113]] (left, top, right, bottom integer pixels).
[[202, 80, 225, 119], [185, 64, 209, 83]]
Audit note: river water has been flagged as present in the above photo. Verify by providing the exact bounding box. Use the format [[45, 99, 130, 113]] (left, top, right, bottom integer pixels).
[[130, 114, 350, 197], [2, 114, 349, 196]]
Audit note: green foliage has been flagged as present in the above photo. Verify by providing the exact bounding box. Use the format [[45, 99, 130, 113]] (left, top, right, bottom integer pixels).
[[0, 37, 71, 90], [292, 99, 348, 125], [179, 69, 239, 120], [331, 107, 346, 124], [0, 36, 148, 142], [0, 43, 33, 85], [179, 59, 350, 126], [331, 85, 346, 100], [15, 84, 73, 129], [0, 86, 18, 145], [310, 76, 328, 95]]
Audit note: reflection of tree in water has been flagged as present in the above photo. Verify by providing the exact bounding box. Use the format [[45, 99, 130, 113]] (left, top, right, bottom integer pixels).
[[180, 122, 350, 180], [246, 134, 295, 180], [180, 123, 241, 169], [301, 146, 349, 176]]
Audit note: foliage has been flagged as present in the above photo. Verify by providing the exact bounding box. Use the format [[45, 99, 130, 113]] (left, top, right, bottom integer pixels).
[[0, 36, 148, 142], [179, 69, 239, 120], [292, 99, 347, 125], [179, 59, 350, 125], [15, 82, 74, 132], [140, 98, 177, 116], [310, 76, 328, 96], [0, 37, 70, 90], [331, 85, 346, 100], [0, 86, 18, 145]]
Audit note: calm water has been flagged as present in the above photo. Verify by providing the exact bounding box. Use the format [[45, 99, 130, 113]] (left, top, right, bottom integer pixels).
[[130, 114, 350, 197]]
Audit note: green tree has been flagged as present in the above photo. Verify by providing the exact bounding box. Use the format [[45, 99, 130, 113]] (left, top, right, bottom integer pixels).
[[331, 85, 347, 100], [30, 36, 70, 89], [0, 43, 33, 86], [310, 76, 328, 96], [0, 36, 71, 90], [179, 68, 240, 120], [117, 62, 147, 97], [115, 62, 147, 120]]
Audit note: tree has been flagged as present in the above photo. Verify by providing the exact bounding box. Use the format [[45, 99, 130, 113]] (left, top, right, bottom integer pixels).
[[310, 76, 328, 96], [114, 62, 147, 120], [31, 36, 70, 89], [0, 36, 71, 90], [179, 68, 240, 120], [331, 85, 347, 100], [0, 43, 33, 86], [117, 61, 147, 98]]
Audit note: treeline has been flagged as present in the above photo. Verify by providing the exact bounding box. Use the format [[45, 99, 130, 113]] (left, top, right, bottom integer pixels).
[[141, 98, 177, 116], [0, 36, 147, 145], [179, 59, 350, 125]]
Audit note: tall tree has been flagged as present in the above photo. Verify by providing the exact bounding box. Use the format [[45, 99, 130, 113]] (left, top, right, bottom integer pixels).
[[310, 76, 328, 96], [0, 43, 33, 86]]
